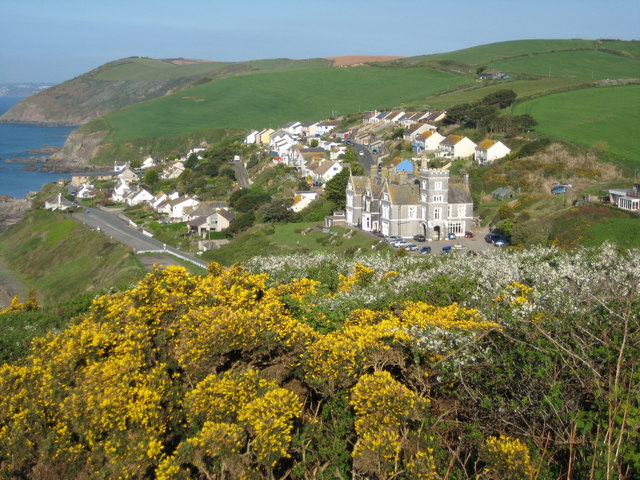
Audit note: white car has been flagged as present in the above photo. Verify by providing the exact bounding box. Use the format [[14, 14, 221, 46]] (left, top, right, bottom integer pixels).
[[359, 151, 364, 155]]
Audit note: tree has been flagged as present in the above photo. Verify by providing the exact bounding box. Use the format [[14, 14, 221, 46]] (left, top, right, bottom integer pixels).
[[324, 168, 350, 210], [184, 153, 199, 169], [142, 169, 159, 186], [483, 89, 517, 109], [263, 199, 297, 223]]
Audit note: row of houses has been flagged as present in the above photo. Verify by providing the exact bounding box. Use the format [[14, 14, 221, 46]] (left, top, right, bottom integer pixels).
[[345, 158, 474, 240], [366, 110, 447, 126], [411, 132, 511, 164]]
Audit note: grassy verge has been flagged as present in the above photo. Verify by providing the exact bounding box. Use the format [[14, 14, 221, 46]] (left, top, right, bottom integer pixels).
[[203, 222, 389, 266]]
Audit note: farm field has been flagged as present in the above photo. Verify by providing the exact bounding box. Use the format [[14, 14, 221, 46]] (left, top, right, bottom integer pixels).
[[487, 50, 640, 79], [103, 66, 468, 142], [423, 77, 590, 109], [601, 40, 640, 57], [513, 85, 640, 167], [404, 39, 596, 66]]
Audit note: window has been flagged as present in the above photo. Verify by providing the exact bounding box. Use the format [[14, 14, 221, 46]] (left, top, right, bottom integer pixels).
[[434, 181, 442, 190], [346, 193, 353, 207], [458, 204, 466, 217], [434, 207, 441, 220], [433, 195, 443, 202], [382, 204, 390, 219], [448, 222, 463, 234], [408, 206, 417, 219]]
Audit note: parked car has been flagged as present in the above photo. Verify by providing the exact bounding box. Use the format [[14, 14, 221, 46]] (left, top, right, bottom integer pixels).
[[485, 233, 501, 243], [441, 245, 452, 254], [393, 240, 411, 249], [419, 246, 432, 254], [464, 231, 474, 238], [359, 151, 364, 156], [406, 243, 418, 251], [447, 233, 457, 240], [493, 237, 510, 247], [384, 236, 401, 244], [551, 186, 566, 194], [413, 234, 426, 242]]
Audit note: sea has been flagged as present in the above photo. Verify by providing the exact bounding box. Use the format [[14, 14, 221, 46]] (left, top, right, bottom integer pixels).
[[0, 97, 75, 199]]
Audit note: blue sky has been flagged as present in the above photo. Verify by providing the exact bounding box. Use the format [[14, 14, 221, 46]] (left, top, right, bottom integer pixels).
[[1, 0, 638, 83]]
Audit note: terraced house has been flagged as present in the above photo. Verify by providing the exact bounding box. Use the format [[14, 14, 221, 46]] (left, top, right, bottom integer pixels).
[[346, 159, 473, 240]]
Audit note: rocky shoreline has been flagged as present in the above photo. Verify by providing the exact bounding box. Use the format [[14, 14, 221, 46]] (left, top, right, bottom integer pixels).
[[0, 195, 32, 229]]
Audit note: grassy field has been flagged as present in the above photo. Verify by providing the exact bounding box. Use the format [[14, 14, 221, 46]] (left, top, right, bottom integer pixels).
[[102, 66, 468, 142], [423, 77, 590, 109], [551, 205, 640, 249], [0, 209, 146, 305], [514, 85, 640, 167], [601, 40, 640, 57], [203, 222, 388, 266], [486, 50, 640, 79], [404, 39, 596, 66]]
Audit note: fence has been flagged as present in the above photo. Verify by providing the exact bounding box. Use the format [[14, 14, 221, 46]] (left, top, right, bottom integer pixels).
[[135, 248, 208, 270]]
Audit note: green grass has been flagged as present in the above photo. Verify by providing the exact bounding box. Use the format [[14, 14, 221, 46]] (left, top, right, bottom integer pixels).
[[404, 39, 596, 66], [514, 85, 640, 167], [551, 205, 640, 248], [486, 50, 640, 79], [601, 40, 640, 57], [0, 210, 146, 305], [424, 77, 590, 109], [203, 222, 387, 266], [102, 66, 468, 142]]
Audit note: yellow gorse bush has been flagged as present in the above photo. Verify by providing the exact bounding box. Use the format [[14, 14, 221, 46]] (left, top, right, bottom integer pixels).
[[0, 260, 507, 479]]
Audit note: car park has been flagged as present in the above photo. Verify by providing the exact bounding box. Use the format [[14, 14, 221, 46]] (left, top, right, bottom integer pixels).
[[419, 246, 432, 254], [413, 234, 426, 242]]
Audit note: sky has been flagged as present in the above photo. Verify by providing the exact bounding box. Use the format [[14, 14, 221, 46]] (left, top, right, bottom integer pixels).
[[1, 0, 639, 84]]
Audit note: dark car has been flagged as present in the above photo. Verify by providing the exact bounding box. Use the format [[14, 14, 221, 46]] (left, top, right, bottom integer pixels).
[[419, 246, 432, 254], [485, 233, 501, 243], [464, 231, 474, 238], [413, 234, 426, 242], [441, 245, 452, 254]]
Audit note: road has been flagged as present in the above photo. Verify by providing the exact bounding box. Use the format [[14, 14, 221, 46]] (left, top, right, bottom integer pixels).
[[73, 208, 206, 268], [352, 142, 376, 171], [232, 159, 251, 188]]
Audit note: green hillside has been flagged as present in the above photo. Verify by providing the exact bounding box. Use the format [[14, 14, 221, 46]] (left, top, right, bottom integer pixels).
[[601, 39, 640, 57], [102, 66, 468, 142], [513, 84, 640, 167], [399, 39, 596, 67], [486, 49, 640, 79], [0, 209, 145, 305]]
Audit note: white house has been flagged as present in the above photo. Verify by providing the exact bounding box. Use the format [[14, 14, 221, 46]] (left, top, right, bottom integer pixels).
[[291, 191, 318, 212], [415, 130, 446, 153], [76, 183, 96, 199], [168, 197, 200, 221], [126, 188, 154, 206], [314, 120, 340, 136], [44, 193, 74, 211], [118, 167, 139, 184], [609, 185, 640, 212], [114, 162, 129, 173], [244, 130, 260, 145], [141, 157, 156, 169], [474, 140, 511, 164], [112, 178, 133, 203], [162, 162, 185, 180], [310, 160, 343, 186], [437, 135, 477, 159]]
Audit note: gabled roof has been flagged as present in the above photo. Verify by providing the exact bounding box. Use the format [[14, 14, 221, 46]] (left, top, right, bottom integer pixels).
[[477, 139, 496, 150], [387, 182, 419, 205], [349, 175, 368, 193], [418, 130, 439, 140], [441, 134, 463, 146], [216, 209, 235, 222], [406, 123, 427, 134]]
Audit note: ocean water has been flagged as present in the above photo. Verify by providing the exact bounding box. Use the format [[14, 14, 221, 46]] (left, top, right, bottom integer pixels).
[[0, 97, 75, 198]]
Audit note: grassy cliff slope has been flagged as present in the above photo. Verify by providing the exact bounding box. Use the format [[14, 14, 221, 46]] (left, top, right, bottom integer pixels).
[[0, 209, 145, 305]]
